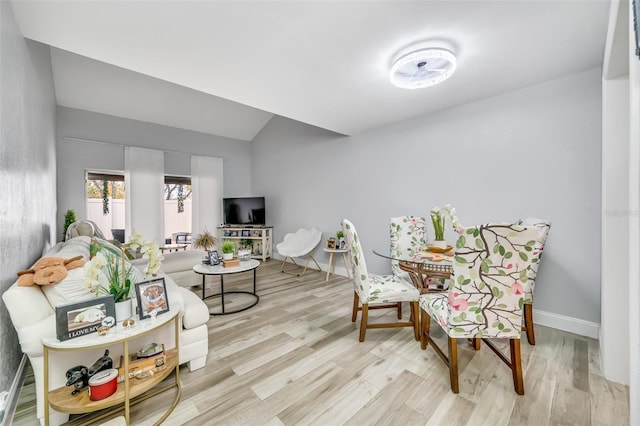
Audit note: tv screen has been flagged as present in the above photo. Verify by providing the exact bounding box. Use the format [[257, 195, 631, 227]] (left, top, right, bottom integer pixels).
[[223, 197, 266, 226]]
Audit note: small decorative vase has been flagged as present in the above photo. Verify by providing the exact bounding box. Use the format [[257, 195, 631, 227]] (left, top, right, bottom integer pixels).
[[222, 252, 234, 260], [431, 240, 448, 249], [115, 299, 132, 322]]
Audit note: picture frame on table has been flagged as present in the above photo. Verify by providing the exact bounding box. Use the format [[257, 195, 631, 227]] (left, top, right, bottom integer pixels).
[[241, 230, 251, 237], [135, 277, 170, 320], [55, 295, 115, 341], [252, 230, 261, 237], [231, 231, 239, 237], [326, 238, 336, 249], [208, 250, 221, 266]]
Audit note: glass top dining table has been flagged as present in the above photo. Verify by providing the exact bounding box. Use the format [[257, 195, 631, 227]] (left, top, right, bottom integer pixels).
[[372, 247, 454, 293]]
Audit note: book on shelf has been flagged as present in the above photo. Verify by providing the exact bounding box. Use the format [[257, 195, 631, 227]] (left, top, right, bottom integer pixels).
[[223, 258, 240, 267]]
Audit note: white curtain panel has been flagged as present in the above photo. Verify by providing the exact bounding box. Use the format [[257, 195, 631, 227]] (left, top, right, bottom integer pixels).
[[125, 146, 165, 244], [191, 155, 223, 248]]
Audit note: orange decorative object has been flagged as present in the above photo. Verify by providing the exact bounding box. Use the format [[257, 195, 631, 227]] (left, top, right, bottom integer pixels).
[[425, 245, 454, 253], [16, 255, 85, 286]]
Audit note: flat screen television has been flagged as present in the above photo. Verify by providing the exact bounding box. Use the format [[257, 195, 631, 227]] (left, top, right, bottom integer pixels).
[[223, 197, 266, 226]]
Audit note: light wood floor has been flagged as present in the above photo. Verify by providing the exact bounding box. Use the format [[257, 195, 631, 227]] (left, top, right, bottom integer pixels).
[[13, 260, 629, 425]]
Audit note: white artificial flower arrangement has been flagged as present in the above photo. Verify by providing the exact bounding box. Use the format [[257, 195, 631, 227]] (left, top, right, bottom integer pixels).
[[84, 231, 164, 302], [430, 204, 462, 241]]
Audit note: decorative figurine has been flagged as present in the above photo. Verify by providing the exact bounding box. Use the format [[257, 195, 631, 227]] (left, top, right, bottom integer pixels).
[[87, 349, 113, 377], [102, 316, 116, 328], [65, 365, 89, 395]]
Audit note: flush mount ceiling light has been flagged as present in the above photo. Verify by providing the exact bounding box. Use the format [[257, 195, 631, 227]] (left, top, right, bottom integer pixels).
[[390, 48, 456, 89]]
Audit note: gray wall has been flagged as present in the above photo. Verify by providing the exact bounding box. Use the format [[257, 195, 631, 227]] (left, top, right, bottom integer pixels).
[[252, 68, 602, 324], [0, 2, 57, 394], [56, 106, 254, 238]]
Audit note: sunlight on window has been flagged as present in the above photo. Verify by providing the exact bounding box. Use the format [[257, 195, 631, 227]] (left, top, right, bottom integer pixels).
[[86, 172, 125, 241]]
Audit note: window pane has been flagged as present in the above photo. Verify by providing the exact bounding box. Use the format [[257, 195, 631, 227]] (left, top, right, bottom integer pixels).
[[164, 177, 192, 244], [86, 174, 126, 241]]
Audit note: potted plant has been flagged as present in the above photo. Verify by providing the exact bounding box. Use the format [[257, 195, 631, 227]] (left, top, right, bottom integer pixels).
[[221, 241, 235, 260], [85, 232, 163, 321], [336, 230, 345, 250], [84, 249, 136, 320], [62, 209, 77, 241], [429, 204, 460, 249], [193, 228, 217, 252], [241, 238, 253, 250]]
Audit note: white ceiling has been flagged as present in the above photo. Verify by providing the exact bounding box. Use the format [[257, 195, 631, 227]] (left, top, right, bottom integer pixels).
[[11, 1, 610, 140]]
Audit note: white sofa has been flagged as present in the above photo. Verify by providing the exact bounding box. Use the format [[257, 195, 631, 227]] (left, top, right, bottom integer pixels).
[[2, 237, 210, 425], [145, 249, 208, 289]]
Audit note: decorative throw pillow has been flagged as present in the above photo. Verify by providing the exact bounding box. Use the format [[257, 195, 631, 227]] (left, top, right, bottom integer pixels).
[[41, 266, 104, 306]]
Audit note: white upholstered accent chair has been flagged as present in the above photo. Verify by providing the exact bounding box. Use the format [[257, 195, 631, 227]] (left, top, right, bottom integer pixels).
[[516, 217, 551, 345], [342, 219, 420, 342], [419, 223, 539, 394], [276, 227, 322, 276]]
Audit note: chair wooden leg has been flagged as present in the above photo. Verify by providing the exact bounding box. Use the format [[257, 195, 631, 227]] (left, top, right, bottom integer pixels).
[[468, 338, 480, 350], [410, 301, 419, 341], [351, 291, 359, 322], [510, 338, 525, 395], [397, 302, 402, 319], [420, 307, 430, 350], [524, 303, 535, 345], [448, 337, 459, 393], [359, 303, 369, 342]]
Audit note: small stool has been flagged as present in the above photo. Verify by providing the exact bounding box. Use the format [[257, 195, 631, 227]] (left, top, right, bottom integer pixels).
[[324, 248, 351, 282]]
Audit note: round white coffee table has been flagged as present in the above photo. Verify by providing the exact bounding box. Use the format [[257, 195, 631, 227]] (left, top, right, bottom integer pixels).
[[193, 259, 260, 315], [323, 248, 351, 282]]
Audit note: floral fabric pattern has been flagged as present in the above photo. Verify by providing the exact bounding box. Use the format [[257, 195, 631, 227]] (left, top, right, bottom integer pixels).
[[342, 219, 419, 304], [389, 216, 426, 278], [419, 223, 539, 338], [515, 218, 551, 304]]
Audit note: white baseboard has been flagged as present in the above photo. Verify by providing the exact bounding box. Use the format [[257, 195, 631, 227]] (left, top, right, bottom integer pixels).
[[272, 254, 349, 278], [533, 308, 600, 339]]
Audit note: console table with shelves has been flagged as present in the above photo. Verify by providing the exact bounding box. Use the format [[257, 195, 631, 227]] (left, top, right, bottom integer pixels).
[[42, 308, 181, 426], [219, 226, 272, 261]]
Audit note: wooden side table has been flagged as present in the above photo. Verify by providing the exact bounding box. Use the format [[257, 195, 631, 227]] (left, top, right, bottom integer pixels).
[[323, 248, 351, 282]]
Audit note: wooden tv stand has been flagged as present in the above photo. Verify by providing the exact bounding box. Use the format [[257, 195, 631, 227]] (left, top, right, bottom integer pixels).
[[219, 226, 272, 261]]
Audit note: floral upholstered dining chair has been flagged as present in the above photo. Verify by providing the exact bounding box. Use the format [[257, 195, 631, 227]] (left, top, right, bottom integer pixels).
[[389, 216, 426, 279], [389, 215, 447, 292], [419, 223, 539, 395], [342, 219, 420, 342], [516, 217, 551, 345]]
